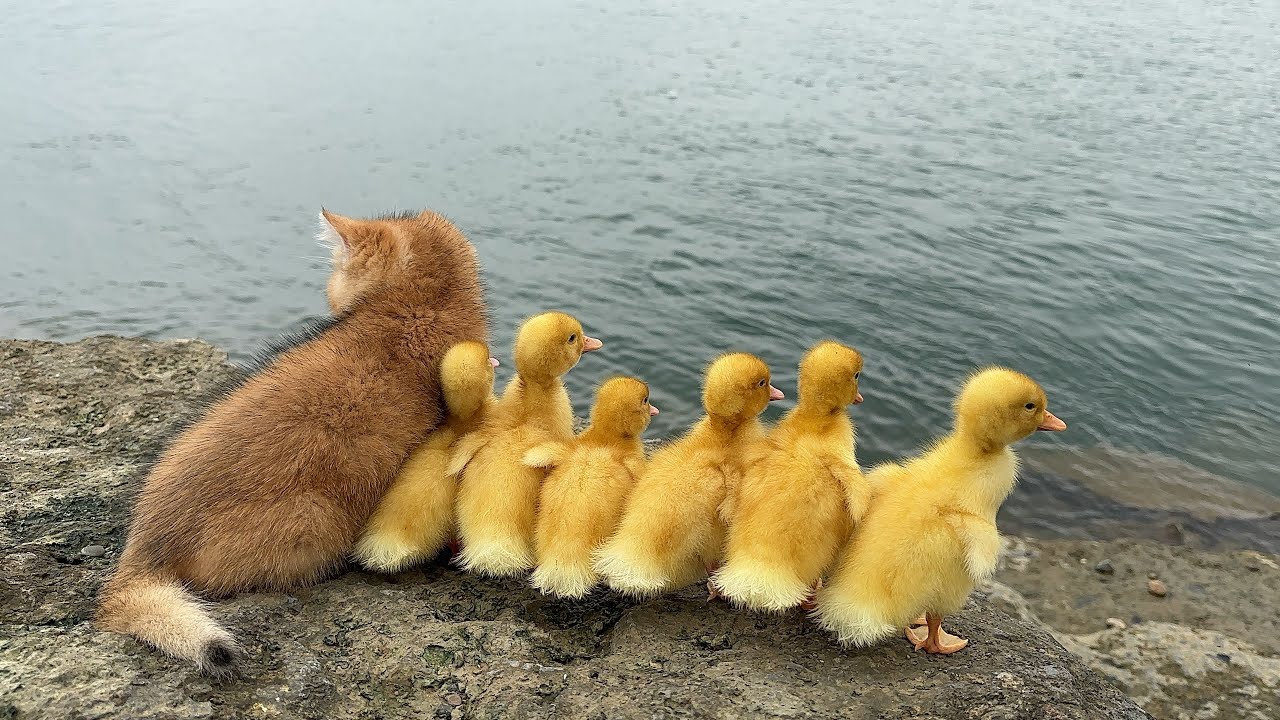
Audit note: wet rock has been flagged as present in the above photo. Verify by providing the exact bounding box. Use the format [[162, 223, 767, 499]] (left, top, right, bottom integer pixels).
[[1095, 559, 1115, 575], [976, 580, 1039, 623], [1161, 522, 1186, 546], [0, 336, 1149, 719], [1106, 618, 1127, 630], [998, 535, 1036, 572], [1148, 579, 1168, 597], [1057, 623, 1280, 720], [1000, 452, 1280, 553], [1242, 551, 1278, 571], [994, 537, 1280, 717]]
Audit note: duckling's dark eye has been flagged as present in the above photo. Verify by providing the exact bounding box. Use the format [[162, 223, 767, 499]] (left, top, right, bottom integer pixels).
[[1024, 402, 1036, 411], [567, 333, 577, 343], [758, 379, 767, 387], [854, 372, 860, 380], [643, 396, 649, 405]]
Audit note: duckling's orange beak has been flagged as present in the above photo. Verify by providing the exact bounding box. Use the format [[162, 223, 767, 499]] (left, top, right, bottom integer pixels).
[[582, 336, 603, 352], [1037, 410, 1066, 432], [489, 357, 500, 368], [853, 392, 864, 404], [649, 404, 660, 416], [768, 385, 785, 401]]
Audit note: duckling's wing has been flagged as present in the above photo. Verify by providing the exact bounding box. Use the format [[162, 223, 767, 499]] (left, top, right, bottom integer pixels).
[[446, 433, 489, 477], [866, 461, 908, 495], [741, 437, 773, 469], [621, 454, 647, 482], [943, 510, 1001, 581], [713, 465, 739, 525], [522, 441, 570, 469], [827, 460, 872, 523]]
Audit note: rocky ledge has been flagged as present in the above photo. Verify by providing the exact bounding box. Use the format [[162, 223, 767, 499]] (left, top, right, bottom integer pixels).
[[0, 336, 1161, 719]]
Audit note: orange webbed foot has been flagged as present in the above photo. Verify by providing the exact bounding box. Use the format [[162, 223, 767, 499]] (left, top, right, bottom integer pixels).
[[905, 613, 969, 655], [799, 577, 824, 612], [704, 561, 724, 602], [706, 580, 723, 601]]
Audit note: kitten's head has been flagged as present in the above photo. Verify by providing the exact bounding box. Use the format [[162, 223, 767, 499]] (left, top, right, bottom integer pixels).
[[317, 209, 482, 315]]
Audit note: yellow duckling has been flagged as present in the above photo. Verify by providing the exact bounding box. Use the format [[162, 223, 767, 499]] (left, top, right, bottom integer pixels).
[[712, 341, 867, 611], [352, 341, 498, 572], [450, 312, 602, 577], [593, 353, 783, 597], [525, 377, 658, 598], [814, 367, 1066, 654]]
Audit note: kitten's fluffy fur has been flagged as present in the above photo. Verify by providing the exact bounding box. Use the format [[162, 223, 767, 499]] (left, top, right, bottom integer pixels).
[[96, 209, 487, 676]]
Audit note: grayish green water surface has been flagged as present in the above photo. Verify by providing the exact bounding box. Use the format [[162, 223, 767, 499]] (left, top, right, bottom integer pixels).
[[3, 1, 1277, 514]]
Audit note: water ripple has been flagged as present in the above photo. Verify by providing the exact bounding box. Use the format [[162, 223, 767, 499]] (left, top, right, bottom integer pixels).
[[2, 0, 1278, 531]]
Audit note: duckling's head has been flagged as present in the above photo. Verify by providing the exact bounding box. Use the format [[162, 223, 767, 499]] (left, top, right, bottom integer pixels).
[[513, 311, 602, 382], [589, 376, 659, 439], [440, 341, 498, 420], [954, 367, 1066, 451], [797, 341, 865, 412], [702, 353, 784, 421]]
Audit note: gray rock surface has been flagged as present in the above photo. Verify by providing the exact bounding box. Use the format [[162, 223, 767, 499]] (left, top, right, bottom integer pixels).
[[992, 537, 1280, 657], [989, 536, 1280, 720], [1058, 624, 1279, 720], [0, 336, 1149, 719]]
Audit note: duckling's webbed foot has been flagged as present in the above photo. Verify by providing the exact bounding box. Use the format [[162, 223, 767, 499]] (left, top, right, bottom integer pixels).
[[704, 561, 724, 602], [905, 613, 968, 655], [706, 580, 722, 601], [799, 577, 824, 612]]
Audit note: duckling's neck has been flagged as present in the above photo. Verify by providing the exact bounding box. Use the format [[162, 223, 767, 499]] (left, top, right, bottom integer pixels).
[[514, 373, 564, 396], [579, 423, 642, 450], [505, 374, 573, 435], [705, 413, 762, 441], [790, 402, 849, 433], [938, 432, 1020, 513], [445, 398, 491, 435], [953, 422, 1006, 457]]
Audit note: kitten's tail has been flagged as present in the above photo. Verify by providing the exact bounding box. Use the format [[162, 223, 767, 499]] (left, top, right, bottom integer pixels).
[[96, 562, 242, 677]]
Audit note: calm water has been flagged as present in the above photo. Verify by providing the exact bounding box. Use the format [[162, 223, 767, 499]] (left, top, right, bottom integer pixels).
[[3, 1, 1278, 513]]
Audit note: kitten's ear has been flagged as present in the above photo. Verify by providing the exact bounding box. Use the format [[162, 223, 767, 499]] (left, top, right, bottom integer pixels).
[[318, 209, 362, 253]]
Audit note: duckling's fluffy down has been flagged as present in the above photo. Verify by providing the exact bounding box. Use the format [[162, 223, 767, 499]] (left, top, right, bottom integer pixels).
[[711, 561, 813, 612]]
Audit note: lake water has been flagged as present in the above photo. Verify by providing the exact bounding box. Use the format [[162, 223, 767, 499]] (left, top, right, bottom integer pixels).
[[3, 1, 1278, 525]]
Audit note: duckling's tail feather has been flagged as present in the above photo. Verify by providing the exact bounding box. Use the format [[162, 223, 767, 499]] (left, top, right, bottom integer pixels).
[[711, 561, 810, 612], [592, 545, 669, 598], [812, 593, 897, 647], [353, 530, 426, 574], [530, 560, 596, 599], [456, 537, 534, 577]]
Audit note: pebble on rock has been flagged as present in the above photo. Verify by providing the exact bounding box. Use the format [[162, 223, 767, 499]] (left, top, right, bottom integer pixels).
[[1094, 559, 1115, 575], [1148, 579, 1168, 597], [1105, 618, 1126, 630], [80, 545, 106, 557]]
